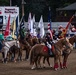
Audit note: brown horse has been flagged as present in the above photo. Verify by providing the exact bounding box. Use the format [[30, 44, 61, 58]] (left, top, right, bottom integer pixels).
[[29, 38, 73, 70], [25, 36, 39, 46], [69, 35, 76, 45], [43, 35, 76, 69], [18, 36, 31, 60], [8, 45, 20, 62]]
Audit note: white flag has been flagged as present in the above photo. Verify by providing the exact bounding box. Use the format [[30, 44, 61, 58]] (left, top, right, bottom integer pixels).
[[32, 15, 37, 36], [30, 19, 33, 36], [38, 15, 45, 38], [27, 12, 31, 31]]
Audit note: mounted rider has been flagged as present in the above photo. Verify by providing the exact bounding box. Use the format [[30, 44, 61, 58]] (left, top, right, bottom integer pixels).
[[19, 25, 26, 44], [25, 29, 32, 40], [44, 31, 54, 55], [58, 25, 64, 39]]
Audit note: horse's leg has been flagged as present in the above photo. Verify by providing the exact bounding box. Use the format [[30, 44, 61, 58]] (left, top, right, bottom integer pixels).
[[25, 50, 29, 60], [63, 54, 69, 69], [31, 56, 39, 69], [37, 56, 42, 68], [1, 52, 4, 62], [59, 55, 63, 69], [34, 55, 39, 69], [13, 51, 17, 62], [19, 49, 23, 61], [54, 56, 59, 70], [7, 52, 12, 61], [31, 63, 36, 70], [43, 57, 46, 68], [4, 50, 8, 63], [46, 57, 52, 67]]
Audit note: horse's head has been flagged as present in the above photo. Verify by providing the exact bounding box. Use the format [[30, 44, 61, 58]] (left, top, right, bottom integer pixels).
[[74, 35, 76, 43], [69, 35, 76, 45], [62, 38, 73, 50], [32, 37, 39, 45]]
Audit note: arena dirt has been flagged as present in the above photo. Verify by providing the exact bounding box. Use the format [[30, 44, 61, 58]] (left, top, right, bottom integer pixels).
[[0, 50, 76, 75]]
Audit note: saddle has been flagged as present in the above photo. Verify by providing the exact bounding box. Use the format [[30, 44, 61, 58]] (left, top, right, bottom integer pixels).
[[43, 45, 54, 56]]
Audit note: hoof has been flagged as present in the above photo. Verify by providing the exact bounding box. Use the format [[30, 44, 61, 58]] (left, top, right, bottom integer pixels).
[[63, 66, 67, 69], [21, 59, 23, 61], [54, 68, 59, 71], [14, 61, 17, 63], [50, 65, 53, 68], [31, 66, 36, 70], [43, 64, 46, 68]]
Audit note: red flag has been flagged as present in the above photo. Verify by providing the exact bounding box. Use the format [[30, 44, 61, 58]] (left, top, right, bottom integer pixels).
[[66, 15, 74, 30], [61, 15, 74, 38], [4, 15, 10, 38]]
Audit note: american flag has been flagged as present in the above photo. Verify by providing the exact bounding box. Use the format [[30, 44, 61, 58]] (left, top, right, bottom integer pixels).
[[48, 7, 53, 39]]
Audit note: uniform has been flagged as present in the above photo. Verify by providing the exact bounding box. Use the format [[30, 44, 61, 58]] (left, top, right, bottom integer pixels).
[[44, 33, 53, 55]]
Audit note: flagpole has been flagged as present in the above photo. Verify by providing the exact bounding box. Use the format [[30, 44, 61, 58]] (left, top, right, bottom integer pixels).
[[22, 0, 26, 16], [65, 15, 74, 30], [10, 0, 12, 6]]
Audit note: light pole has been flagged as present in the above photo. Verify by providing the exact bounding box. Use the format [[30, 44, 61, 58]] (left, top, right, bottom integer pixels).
[[22, 0, 26, 16], [10, 0, 12, 6]]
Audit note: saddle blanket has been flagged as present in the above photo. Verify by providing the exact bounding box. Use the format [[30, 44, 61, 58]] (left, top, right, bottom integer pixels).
[[43, 45, 54, 52]]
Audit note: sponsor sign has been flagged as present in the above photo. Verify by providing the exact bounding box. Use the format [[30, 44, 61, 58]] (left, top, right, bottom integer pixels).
[[0, 6, 19, 25]]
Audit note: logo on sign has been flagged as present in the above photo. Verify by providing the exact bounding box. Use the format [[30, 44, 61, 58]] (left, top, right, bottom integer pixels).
[[5, 8, 17, 14]]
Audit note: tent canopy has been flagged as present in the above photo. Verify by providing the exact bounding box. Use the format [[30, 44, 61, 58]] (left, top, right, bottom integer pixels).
[[57, 2, 76, 10]]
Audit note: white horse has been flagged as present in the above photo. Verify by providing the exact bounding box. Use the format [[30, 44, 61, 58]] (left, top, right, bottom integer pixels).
[[1, 40, 19, 63]]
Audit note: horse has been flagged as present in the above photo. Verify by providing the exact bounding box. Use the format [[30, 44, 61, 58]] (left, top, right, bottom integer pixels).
[[18, 36, 39, 61], [18, 37, 31, 61], [29, 37, 73, 70], [0, 40, 19, 63], [25, 36, 40, 46], [8, 44, 20, 62], [42, 35, 76, 69], [69, 35, 76, 45]]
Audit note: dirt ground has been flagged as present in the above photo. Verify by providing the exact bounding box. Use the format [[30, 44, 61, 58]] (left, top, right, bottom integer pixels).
[[0, 49, 76, 75]]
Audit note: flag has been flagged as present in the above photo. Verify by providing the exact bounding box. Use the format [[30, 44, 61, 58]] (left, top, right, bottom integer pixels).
[[12, 17, 16, 39], [38, 15, 45, 38], [4, 15, 10, 38], [30, 18, 33, 36], [61, 15, 74, 38], [66, 15, 74, 30], [32, 15, 37, 36], [27, 12, 32, 31], [20, 16, 25, 30], [48, 7, 53, 39], [16, 16, 18, 38]]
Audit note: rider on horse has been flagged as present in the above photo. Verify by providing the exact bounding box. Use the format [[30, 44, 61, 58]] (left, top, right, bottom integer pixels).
[[19, 26, 26, 44], [26, 29, 32, 40], [44, 32, 53, 55]]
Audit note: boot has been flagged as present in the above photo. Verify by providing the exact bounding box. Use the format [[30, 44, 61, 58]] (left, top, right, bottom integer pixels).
[[48, 48, 52, 56]]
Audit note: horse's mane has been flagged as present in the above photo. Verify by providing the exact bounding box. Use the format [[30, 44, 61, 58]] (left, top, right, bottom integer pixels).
[[54, 38, 69, 49]]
